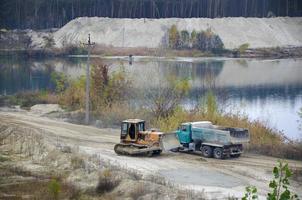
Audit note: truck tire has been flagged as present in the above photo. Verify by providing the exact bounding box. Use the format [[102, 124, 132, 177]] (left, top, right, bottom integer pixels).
[[213, 147, 224, 159], [202, 146, 213, 158]]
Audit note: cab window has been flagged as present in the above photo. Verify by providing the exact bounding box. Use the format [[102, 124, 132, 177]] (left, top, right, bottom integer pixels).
[[181, 125, 187, 131], [138, 122, 145, 131], [121, 123, 128, 135]]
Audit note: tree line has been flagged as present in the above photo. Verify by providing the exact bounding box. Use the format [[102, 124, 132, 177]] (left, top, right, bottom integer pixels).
[[1, 0, 301, 29], [168, 25, 224, 52]]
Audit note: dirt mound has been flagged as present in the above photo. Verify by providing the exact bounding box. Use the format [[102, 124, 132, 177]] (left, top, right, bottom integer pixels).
[[53, 17, 302, 49]]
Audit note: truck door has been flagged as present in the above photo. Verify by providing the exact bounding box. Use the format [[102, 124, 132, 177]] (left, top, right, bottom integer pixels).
[[177, 124, 191, 144]]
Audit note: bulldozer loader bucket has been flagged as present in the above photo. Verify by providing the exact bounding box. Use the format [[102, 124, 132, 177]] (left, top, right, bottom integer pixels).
[[161, 132, 180, 151]]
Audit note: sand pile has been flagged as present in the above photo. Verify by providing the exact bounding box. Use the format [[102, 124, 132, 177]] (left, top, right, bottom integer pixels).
[[53, 17, 302, 49]]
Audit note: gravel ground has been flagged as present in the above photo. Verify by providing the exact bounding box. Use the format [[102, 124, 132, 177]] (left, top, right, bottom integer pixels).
[[0, 110, 301, 199]]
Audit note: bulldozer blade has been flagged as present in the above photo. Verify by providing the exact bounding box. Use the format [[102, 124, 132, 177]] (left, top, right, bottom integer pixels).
[[161, 132, 180, 151]]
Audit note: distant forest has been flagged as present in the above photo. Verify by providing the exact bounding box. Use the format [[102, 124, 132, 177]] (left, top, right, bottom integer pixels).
[[1, 0, 301, 29]]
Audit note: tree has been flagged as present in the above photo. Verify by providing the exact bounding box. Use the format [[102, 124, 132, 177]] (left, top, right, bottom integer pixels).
[[90, 59, 131, 109], [59, 59, 131, 111], [144, 76, 191, 118], [190, 29, 198, 48], [168, 24, 180, 49], [196, 29, 224, 52], [179, 30, 190, 49]]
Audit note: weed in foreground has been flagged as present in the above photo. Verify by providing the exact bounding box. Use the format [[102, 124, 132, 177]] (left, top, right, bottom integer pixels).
[[48, 178, 61, 200], [242, 160, 299, 200]]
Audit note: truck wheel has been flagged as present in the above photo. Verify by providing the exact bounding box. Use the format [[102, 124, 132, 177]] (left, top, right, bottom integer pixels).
[[202, 146, 213, 158], [213, 147, 224, 159]]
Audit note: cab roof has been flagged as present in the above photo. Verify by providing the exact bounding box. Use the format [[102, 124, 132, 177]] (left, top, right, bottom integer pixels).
[[122, 119, 145, 123]]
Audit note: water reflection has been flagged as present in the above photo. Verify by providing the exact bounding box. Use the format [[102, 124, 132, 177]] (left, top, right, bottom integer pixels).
[[0, 56, 301, 139], [0, 59, 52, 94]]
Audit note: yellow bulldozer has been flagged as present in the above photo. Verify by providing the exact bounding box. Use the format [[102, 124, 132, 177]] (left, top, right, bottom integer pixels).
[[114, 119, 179, 156]]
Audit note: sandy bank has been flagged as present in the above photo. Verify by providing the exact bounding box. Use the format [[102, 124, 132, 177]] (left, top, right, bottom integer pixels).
[[54, 17, 302, 49]]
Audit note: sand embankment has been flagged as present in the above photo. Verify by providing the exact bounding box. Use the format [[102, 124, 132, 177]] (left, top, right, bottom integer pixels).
[[54, 17, 302, 49]]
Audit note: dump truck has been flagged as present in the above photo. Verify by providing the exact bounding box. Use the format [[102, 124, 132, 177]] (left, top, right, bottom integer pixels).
[[175, 121, 250, 159], [114, 119, 177, 156]]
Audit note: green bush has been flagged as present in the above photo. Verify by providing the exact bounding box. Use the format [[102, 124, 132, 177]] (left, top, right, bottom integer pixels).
[[242, 161, 299, 200], [268, 161, 299, 200], [59, 76, 86, 110], [64, 45, 87, 55], [242, 186, 258, 200], [195, 29, 224, 52], [179, 30, 190, 49], [13, 92, 48, 108], [190, 30, 197, 47], [50, 71, 69, 93], [48, 178, 61, 200]]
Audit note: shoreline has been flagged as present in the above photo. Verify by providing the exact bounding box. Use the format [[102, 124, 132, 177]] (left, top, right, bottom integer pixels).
[[1, 45, 302, 59]]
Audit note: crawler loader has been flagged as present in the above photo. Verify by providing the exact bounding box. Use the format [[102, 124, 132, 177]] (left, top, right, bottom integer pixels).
[[114, 119, 179, 156]]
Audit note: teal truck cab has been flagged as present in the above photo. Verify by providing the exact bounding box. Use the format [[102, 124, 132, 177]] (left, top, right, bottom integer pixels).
[[176, 121, 249, 159]]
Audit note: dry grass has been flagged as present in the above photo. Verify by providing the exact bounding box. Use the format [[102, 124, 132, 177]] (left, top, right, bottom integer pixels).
[[129, 182, 149, 199], [0, 122, 47, 158], [0, 91, 59, 108], [70, 155, 85, 169], [0, 164, 81, 200], [152, 107, 302, 160], [56, 44, 214, 58], [96, 102, 151, 128], [96, 169, 121, 194], [292, 167, 302, 182]]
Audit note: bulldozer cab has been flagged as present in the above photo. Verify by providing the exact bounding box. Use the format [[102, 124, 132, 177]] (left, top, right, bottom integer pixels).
[[121, 119, 145, 142]]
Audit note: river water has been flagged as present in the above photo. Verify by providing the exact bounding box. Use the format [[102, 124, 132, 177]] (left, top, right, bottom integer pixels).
[[0, 56, 301, 139]]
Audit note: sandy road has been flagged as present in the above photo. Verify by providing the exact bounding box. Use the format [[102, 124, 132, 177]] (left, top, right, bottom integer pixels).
[[0, 111, 301, 199]]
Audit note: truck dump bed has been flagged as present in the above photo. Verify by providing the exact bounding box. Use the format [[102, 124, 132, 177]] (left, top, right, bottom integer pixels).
[[191, 121, 249, 145], [214, 126, 249, 144]]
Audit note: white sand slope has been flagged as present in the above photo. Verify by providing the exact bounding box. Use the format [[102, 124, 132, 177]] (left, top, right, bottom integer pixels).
[[53, 17, 302, 49]]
